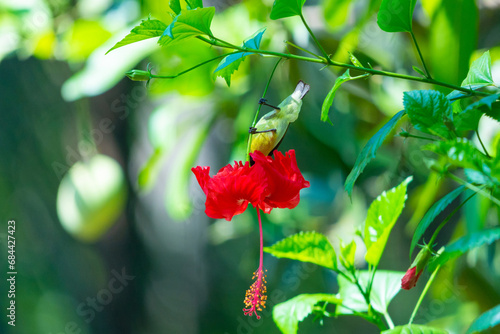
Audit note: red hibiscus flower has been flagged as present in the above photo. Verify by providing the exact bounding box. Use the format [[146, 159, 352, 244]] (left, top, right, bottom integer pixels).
[[192, 149, 309, 318]]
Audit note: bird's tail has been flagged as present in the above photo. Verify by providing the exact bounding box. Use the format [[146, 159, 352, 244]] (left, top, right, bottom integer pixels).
[[294, 80, 310, 100]]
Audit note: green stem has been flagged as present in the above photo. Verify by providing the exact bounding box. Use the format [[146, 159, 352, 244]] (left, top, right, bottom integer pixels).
[[446, 173, 500, 207], [409, 31, 432, 80], [476, 130, 491, 159], [299, 13, 331, 62], [151, 54, 229, 79], [196, 36, 491, 96], [383, 311, 395, 329], [246, 58, 282, 162], [285, 40, 323, 59], [408, 264, 441, 325], [427, 190, 478, 247]]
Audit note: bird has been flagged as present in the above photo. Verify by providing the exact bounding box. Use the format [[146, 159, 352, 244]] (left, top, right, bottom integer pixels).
[[249, 80, 310, 160]]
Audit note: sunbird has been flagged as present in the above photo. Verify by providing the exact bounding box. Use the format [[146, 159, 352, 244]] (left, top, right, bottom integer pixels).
[[249, 80, 310, 159]]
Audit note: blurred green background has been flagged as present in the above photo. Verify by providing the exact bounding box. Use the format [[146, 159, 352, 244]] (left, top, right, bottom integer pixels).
[[1, 0, 500, 333]]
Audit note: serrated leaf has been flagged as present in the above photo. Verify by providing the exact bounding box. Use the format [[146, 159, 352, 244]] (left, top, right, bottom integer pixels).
[[466, 304, 500, 334], [382, 324, 448, 334], [404, 90, 454, 139], [377, 0, 417, 33], [270, 0, 306, 20], [345, 110, 406, 197], [264, 231, 337, 270], [423, 138, 487, 170], [462, 93, 500, 123], [106, 19, 168, 54], [321, 70, 353, 124], [214, 28, 266, 86], [336, 270, 403, 315], [410, 186, 466, 257], [447, 51, 495, 100], [159, 7, 215, 47], [430, 228, 500, 270], [273, 294, 341, 334], [364, 177, 412, 266]]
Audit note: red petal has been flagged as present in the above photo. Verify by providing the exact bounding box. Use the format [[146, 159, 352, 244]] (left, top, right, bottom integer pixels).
[[191, 166, 211, 194], [192, 161, 266, 221], [251, 150, 310, 213]]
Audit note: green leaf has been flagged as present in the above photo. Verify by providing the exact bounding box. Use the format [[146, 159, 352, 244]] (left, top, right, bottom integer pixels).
[[403, 90, 454, 139], [336, 270, 403, 315], [264, 231, 337, 270], [273, 294, 341, 334], [270, 0, 306, 20], [339, 239, 356, 270], [323, 0, 352, 31], [462, 93, 500, 123], [430, 228, 500, 270], [466, 304, 500, 334], [382, 324, 449, 334], [423, 138, 487, 170], [377, 0, 417, 32], [410, 186, 466, 257], [169, 0, 181, 14], [364, 177, 412, 266], [462, 51, 494, 88], [345, 110, 406, 197], [106, 19, 167, 54], [214, 28, 266, 86], [159, 7, 215, 47], [186, 0, 203, 10], [447, 51, 494, 100], [321, 70, 353, 124]]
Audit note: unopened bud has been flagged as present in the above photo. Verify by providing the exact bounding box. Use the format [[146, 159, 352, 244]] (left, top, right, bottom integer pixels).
[[126, 70, 151, 82]]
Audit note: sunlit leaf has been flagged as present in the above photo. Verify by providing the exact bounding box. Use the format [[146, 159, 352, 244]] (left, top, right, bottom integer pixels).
[[336, 270, 403, 315], [377, 0, 417, 32], [186, 0, 203, 9], [382, 324, 448, 334], [466, 304, 500, 334], [169, 0, 181, 14], [447, 51, 494, 100], [345, 110, 406, 197], [273, 294, 341, 334], [410, 186, 466, 257], [430, 228, 500, 270], [159, 7, 215, 47], [106, 18, 167, 54], [403, 90, 454, 139], [321, 70, 353, 124], [264, 231, 337, 270], [214, 28, 266, 86], [270, 0, 306, 20], [364, 177, 412, 266]]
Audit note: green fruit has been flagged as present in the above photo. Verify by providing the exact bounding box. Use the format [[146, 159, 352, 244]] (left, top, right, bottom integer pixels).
[[56, 154, 127, 242]]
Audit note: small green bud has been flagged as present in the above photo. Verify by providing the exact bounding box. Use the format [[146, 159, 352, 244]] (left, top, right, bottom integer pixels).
[[411, 244, 434, 273], [126, 70, 151, 82]]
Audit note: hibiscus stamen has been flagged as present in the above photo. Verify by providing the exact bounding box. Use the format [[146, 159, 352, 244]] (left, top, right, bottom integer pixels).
[[243, 209, 268, 319]]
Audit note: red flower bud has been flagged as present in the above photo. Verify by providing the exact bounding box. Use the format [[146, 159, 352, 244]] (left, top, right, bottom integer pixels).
[[401, 266, 423, 290]]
